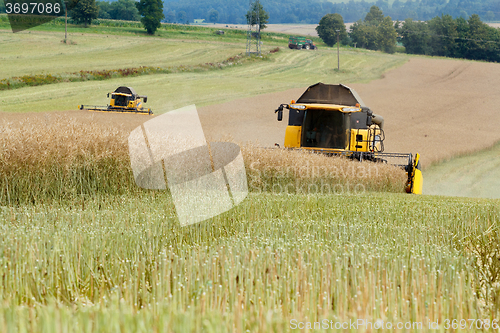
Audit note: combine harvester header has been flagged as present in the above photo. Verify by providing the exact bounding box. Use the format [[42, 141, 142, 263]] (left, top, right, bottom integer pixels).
[[79, 86, 153, 115], [274, 83, 423, 194]]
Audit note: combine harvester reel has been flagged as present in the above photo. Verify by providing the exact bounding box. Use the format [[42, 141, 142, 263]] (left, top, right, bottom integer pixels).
[[274, 83, 423, 194], [79, 86, 153, 115]]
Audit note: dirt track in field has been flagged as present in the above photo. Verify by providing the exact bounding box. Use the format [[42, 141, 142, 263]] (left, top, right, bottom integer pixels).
[[2, 57, 500, 169], [202, 56, 500, 168], [353, 57, 500, 166]]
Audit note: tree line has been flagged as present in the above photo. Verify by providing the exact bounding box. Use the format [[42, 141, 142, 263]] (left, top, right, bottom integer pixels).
[[2, 0, 499, 63], [317, 7, 399, 53], [161, 0, 500, 24], [316, 5, 500, 63], [96, 0, 140, 21], [399, 14, 500, 62], [2, 0, 500, 24]]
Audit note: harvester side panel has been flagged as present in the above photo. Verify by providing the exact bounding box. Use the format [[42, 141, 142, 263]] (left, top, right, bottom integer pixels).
[[284, 126, 301, 147], [409, 153, 423, 194], [350, 129, 370, 152]]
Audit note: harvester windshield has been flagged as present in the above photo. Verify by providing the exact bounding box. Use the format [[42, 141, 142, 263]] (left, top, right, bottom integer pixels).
[[302, 110, 347, 149], [113, 94, 128, 106]]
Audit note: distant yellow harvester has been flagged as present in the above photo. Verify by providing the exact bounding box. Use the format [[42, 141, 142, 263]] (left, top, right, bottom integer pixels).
[[274, 83, 423, 194], [78, 86, 153, 115]]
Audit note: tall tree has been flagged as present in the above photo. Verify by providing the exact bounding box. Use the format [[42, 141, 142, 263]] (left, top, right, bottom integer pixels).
[[349, 6, 397, 53], [110, 0, 140, 21], [377, 16, 397, 53], [136, 0, 164, 34], [177, 11, 187, 24], [428, 14, 457, 57], [464, 14, 492, 60], [316, 13, 348, 47], [97, 1, 112, 19], [350, 21, 378, 50], [71, 0, 98, 27], [208, 9, 219, 23], [399, 19, 432, 55], [165, 10, 176, 23], [364, 5, 384, 25], [246, 0, 269, 31]]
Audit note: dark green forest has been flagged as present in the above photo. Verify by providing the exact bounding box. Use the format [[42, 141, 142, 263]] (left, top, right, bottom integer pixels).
[[96, 0, 140, 21], [160, 0, 500, 24], [398, 14, 500, 62], [1, 0, 500, 24], [1, 0, 499, 63]]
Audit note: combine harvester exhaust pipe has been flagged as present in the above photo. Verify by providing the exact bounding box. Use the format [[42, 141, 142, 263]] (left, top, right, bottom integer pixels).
[[371, 114, 384, 129]]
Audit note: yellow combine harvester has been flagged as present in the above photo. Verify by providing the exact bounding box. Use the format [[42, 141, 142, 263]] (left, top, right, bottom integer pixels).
[[79, 86, 153, 115], [274, 83, 423, 194]]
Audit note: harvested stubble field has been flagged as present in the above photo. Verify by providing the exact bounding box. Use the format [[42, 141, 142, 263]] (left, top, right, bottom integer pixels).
[[0, 30, 244, 80], [1, 25, 500, 332], [3, 54, 500, 168], [423, 142, 500, 199], [198, 57, 500, 169]]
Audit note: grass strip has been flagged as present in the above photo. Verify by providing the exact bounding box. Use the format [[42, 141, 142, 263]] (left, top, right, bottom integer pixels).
[[0, 50, 279, 91]]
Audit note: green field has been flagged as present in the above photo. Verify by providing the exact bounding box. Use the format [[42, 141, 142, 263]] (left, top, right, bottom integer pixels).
[[0, 19, 407, 113], [0, 20, 499, 333], [0, 30, 243, 79], [0, 193, 498, 332], [0, 49, 405, 113]]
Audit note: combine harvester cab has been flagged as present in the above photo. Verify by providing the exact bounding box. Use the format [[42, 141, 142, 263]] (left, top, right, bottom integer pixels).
[[79, 86, 153, 115], [274, 83, 423, 194]]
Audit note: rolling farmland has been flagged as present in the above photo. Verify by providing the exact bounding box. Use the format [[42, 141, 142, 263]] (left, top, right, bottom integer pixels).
[[0, 20, 499, 332]]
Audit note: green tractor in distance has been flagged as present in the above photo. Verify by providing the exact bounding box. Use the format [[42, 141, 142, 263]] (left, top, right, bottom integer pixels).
[[288, 36, 317, 50]]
